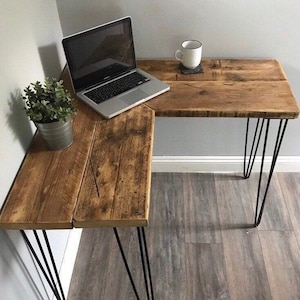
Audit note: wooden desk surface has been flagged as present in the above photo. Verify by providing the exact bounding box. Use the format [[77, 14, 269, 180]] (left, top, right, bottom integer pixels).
[[73, 104, 154, 228], [0, 102, 98, 229], [139, 59, 299, 118], [0, 59, 298, 229]]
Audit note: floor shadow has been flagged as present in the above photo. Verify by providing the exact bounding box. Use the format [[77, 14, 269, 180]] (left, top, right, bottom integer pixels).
[[214, 173, 247, 181], [220, 223, 256, 230]]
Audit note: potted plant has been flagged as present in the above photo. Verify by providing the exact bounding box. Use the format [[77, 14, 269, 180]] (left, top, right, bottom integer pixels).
[[23, 77, 77, 150]]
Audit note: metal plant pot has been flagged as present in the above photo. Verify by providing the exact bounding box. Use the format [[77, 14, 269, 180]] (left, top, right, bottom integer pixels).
[[35, 117, 73, 150]]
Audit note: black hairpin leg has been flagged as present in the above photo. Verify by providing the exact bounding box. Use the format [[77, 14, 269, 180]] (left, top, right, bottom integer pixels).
[[243, 118, 265, 178], [20, 230, 65, 300], [113, 227, 154, 300], [137, 227, 154, 300], [244, 118, 289, 226], [113, 228, 140, 300]]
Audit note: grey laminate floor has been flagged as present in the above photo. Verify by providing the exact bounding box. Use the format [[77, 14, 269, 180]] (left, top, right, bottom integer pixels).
[[67, 173, 300, 300]]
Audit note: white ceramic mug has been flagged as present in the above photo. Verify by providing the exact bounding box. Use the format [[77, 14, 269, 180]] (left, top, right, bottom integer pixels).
[[175, 40, 202, 69]]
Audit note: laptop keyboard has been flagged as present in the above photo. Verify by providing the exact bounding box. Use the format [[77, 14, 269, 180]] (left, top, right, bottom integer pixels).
[[85, 72, 150, 104]]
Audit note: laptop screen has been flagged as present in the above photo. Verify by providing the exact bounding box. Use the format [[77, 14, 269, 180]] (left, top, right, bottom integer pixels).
[[62, 17, 136, 92]]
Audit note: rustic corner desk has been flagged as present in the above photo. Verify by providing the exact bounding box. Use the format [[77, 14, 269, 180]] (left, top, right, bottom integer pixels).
[[0, 59, 299, 300]]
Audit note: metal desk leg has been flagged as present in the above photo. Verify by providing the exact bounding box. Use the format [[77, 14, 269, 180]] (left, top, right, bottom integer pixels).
[[137, 227, 154, 300], [243, 118, 265, 179], [113, 228, 140, 299], [20, 230, 65, 300], [113, 227, 154, 300], [243, 118, 289, 226]]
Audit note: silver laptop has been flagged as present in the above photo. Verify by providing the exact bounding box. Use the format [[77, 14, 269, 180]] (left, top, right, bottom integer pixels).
[[62, 16, 170, 119]]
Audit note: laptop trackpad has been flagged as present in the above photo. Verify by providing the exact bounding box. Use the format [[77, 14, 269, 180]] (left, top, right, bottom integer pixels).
[[120, 89, 148, 105]]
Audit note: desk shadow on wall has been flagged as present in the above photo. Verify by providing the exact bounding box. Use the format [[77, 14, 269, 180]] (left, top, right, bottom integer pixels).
[[38, 44, 62, 78], [6, 44, 62, 152], [0, 230, 46, 300], [6, 90, 34, 152]]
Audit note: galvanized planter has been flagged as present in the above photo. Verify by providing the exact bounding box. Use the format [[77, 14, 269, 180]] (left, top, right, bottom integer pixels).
[[35, 117, 73, 150]]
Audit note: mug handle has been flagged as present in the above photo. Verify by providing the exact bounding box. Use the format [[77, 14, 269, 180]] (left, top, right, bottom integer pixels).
[[175, 50, 183, 61]]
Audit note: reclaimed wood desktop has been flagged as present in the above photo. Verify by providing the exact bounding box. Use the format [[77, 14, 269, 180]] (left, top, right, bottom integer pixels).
[[0, 59, 299, 300]]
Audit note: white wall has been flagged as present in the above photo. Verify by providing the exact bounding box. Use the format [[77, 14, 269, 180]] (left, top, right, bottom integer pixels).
[[0, 1, 71, 299], [56, 0, 300, 157]]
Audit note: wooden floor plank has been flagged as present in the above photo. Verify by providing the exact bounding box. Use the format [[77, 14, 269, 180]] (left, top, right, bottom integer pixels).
[[67, 228, 113, 300], [103, 249, 144, 300], [183, 173, 221, 243], [149, 173, 185, 228], [185, 243, 230, 300], [214, 174, 255, 227], [68, 173, 300, 300], [277, 172, 300, 245], [246, 173, 292, 231], [221, 229, 272, 300], [148, 173, 187, 300], [259, 230, 300, 300], [215, 174, 272, 299]]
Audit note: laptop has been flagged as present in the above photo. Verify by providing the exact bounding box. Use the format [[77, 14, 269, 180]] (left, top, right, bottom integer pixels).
[[62, 16, 170, 119]]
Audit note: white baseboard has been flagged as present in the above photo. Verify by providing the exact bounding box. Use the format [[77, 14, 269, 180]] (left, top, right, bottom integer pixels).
[[152, 156, 300, 173], [59, 228, 82, 299]]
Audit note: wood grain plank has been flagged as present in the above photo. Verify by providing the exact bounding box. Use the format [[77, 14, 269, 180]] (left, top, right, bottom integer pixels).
[[259, 231, 300, 300], [247, 173, 292, 231], [74, 105, 155, 227], [183, 173, 221, 243], [1, 59, 299, 233], [149, 173, 186, 232], [185, 243, 230, 300], [139, 59, 222, 81], [67, 228, 113, 300], [215, 174, 255, 227], [277, 172, 300, 245], [220, 59, 287, 81], [146, 80, 299, 118], [104, 247, 145, 300], [139, 59, 299, 118], [69, 173, 300, 300], [0, 93, 98, 230], [138, 59, 287, 82], [147, 173, 187, 299], [215, 174, 273, 299], [222, 229, 272, 300]]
